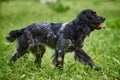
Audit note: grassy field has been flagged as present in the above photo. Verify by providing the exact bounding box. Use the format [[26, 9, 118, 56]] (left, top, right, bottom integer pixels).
[[0, 0, 120, 80]]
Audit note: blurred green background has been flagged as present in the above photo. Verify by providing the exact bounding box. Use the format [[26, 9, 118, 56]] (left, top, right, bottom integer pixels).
[[0, 0, 120, 80]]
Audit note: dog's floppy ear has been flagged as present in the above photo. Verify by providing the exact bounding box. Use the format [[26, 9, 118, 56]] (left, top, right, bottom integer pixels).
[[81, 11, 88, 20], [79, 11, 87, 19], [73, 11, 87, 25]]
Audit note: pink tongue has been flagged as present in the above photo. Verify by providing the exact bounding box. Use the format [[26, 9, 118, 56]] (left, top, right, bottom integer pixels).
[[98, 24, 106, 28]]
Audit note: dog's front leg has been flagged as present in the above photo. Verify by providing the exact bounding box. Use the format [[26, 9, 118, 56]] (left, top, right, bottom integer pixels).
[[53, 33, 67, 69], [53, 49, 65, 69], [74, 49, 101, 71]]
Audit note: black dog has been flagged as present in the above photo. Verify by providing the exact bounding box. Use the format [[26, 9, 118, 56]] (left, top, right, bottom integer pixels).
[[7, 9, 106, 71]]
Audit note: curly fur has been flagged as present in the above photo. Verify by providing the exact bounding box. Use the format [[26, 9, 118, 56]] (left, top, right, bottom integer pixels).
[[7, 9, 105, 71]]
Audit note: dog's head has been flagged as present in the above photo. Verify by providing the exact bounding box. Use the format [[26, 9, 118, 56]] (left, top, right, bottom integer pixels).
[[75, 9, 106, 30]]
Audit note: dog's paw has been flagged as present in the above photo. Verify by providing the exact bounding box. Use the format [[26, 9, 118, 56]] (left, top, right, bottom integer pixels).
[[93, 66, 101, 71]]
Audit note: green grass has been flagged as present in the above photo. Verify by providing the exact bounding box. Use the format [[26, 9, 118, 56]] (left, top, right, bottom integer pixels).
[[0, 0, 120, 80]]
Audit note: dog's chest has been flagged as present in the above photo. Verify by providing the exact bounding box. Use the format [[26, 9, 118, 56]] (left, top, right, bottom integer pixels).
[[64, 39, 76, 52]]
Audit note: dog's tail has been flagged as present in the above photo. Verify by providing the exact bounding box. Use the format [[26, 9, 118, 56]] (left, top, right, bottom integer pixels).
[[6, 28, 25, 42]]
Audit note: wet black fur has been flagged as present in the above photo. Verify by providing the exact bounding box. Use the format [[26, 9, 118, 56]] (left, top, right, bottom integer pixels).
[[7, 9, 105, 71]]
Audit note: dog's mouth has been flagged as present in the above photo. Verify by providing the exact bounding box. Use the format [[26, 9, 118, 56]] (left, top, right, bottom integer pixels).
[[91, 23, 106, 29]]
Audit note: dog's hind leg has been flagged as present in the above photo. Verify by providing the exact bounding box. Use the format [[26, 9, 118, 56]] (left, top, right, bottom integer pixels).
[[30, 44, 46, 67], [74, 49, 101, 71], [10, 42, 29, 64], [9, 46, 28, 71], [10, 47, 27, 62], [10, 31, 31, 63]]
